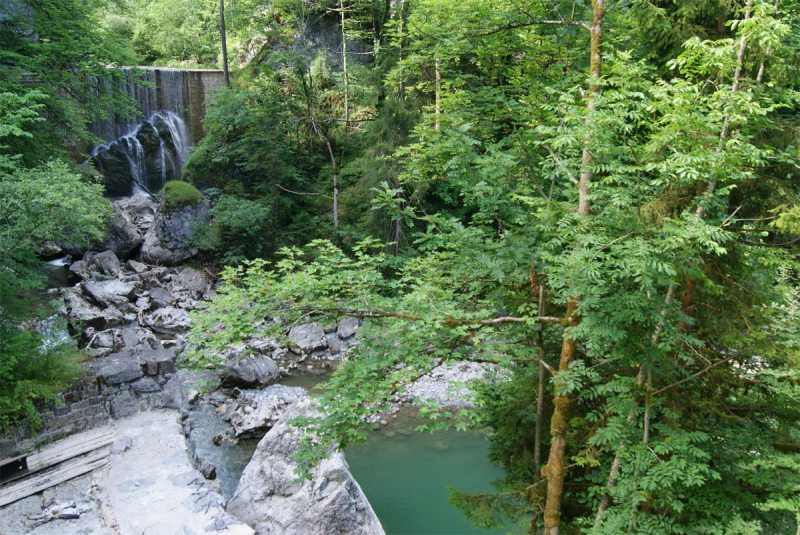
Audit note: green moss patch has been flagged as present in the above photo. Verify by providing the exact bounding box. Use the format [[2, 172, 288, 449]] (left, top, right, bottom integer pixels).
[[162, 181, 204, 210]]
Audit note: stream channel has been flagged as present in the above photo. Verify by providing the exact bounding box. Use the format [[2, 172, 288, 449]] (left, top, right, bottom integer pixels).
[[41, 260, 508, 535]]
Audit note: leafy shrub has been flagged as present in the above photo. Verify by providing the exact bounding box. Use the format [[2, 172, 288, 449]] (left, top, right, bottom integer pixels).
[[0, 311, 81, 433], [192, 194, 274, 262], [162, 180, 203, 210]]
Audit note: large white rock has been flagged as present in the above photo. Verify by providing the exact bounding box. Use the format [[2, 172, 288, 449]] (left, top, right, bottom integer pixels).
[[114, 195, 157, 234], [227, 385, 307, 437], [287, 322, 328, 354], [228, 399, 385, 535], [81, 280, 136, 308], [145, 306, 190, 334], [221, 355, 281, 389], [336, 316, 361, 339]]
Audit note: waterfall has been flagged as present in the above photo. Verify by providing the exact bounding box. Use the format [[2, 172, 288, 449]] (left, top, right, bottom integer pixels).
[[87, 67, 227, 197], [91, 110, 190, 197]]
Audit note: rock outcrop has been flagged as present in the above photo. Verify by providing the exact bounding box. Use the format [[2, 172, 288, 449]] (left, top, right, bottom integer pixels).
[[288, 322, 328, 355], [141, 202, 208, 266], [227, 399, 385, 535]]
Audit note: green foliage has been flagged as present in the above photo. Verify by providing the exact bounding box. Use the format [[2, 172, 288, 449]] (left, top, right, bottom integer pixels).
[[182, 0, 800, 533], [192, 194, 275, 263], [0, 161, 109, 292], [0, 0, 138, 160], [0, 5, 121, 432], [0, 313, 81, 433], [0, 159, 107, 431], [162, 180, 204, 210]]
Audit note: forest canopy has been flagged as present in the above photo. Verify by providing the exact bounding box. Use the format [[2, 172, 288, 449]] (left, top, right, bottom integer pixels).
[[181, 0, 800, 533], [0, 0, 799, 533]]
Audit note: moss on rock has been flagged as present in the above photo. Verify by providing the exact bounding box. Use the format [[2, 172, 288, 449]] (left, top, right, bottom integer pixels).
[[162, 181, 203, 210]]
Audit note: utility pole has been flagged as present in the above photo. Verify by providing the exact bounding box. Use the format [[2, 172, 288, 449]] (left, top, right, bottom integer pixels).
[[220, 0, 230, 86]]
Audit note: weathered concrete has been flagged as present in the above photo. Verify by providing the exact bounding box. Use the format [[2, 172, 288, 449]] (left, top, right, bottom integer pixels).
[[100, 410, 253, 535], [0, 410, 254, 535], [89, 68, 228, 146]]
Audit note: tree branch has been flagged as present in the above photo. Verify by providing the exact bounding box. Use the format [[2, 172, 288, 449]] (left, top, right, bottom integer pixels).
[[652, 355, 736, 396], [542, 143, 578, 185], [471, 19, 589, 38], [274, 182, 332, 199], [299, 306, 569, 326]]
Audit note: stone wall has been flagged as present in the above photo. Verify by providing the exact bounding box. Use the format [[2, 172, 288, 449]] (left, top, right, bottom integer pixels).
[[0, 349, 181, 459]]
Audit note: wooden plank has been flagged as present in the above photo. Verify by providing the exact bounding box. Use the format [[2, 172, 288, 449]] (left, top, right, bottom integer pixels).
[[0, 447, 110, 507], [26, 426, 115, 474]]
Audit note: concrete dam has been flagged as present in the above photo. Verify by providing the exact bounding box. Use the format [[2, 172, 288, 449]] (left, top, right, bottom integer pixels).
[[90, 68, 227, 196]]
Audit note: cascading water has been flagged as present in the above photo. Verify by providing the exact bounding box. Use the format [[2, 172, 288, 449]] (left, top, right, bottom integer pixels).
[[87, 67, 226, 197], [91, 110, 190, 197]]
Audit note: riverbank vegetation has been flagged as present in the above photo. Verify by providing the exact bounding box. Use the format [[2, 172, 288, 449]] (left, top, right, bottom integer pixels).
[[0, 0, 126, 430], [182, 1, 800, 533]]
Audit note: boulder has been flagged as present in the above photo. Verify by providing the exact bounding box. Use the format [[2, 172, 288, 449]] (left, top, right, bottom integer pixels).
[[149, 287, 176, 308], [127, 259, 149, 274], [114, 196, 157, 234], [145, 306, 190, 335], [69, 259, 91, 280], [91, 250, 122, 277], [70, 250, 126, 280], [140, 202, 208, 266], [94, 352, 145, 385], [173, 267, 209, 297], [100, 213, 143, 260], [246, 337, 278, 355], [288, 323, 328, 354], [399, 361, 488, 408], [119, 326, 162, 351], [221, 355, 280, 388], [227, 385, 308, 437], [136, 348, 177, 375], [92, 143, 136, 197], [81, 280, 136, 308], [64, 288, 108, 330], [228, 399, 385, 535], [336, 316, 361, 339]]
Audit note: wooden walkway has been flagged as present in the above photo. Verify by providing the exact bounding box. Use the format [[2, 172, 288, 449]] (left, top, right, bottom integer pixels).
[[0, 426, 115, 507]]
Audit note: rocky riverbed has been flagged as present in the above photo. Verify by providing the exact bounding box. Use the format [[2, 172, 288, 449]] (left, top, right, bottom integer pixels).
[[1, 193, 494, 535]]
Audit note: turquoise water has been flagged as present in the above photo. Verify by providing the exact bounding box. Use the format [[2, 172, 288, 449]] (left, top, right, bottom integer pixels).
[[346, 413, 508, 535]]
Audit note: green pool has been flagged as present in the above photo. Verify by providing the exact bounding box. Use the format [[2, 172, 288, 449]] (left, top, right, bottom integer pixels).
[[346, 413, 509, 535]]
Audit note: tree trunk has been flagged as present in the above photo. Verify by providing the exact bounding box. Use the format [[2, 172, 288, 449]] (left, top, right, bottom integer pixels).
[[333, 171, 339, 231], [397, 0, 408, 99], [540, 2, 604, 533], [323, 137, 339, 231], [534, 275, 547, 473], [220, 0, 230, 86], [341, 0, 350, 132], [542, 298, 579, 535], [434, 57, 441, 131]]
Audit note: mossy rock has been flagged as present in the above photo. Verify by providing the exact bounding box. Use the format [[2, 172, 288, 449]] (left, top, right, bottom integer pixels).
[[161, 181, 203, 210]]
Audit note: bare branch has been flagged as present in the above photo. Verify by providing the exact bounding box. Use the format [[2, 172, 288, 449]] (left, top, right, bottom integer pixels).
[[274, 182, 333, 199], [652, 355, 736, 396]]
